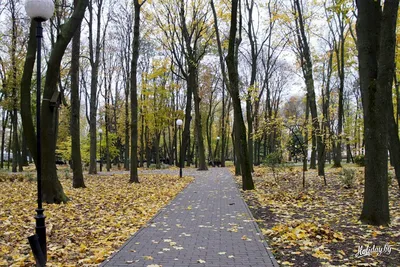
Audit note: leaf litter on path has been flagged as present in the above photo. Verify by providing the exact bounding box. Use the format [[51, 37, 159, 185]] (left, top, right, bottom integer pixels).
[[0, 173, 193, 266]]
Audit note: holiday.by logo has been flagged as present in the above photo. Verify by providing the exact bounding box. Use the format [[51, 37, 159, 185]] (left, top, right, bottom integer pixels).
[[355, 243, 392, 258]]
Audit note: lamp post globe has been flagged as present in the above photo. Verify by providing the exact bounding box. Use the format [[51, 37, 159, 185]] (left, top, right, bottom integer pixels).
[[25, 1, 54, 265], [217, 136, 220, 140], [176, 119, 183, 177], [25, 0, 55, 21]]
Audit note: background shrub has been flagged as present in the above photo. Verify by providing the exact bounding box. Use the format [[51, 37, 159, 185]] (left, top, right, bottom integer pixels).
[[354, 155, 365, 166], [340, 168, 356, 189]]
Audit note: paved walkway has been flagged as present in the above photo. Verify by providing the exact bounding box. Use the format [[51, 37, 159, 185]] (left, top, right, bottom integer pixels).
[[101, 168, 278, 267]]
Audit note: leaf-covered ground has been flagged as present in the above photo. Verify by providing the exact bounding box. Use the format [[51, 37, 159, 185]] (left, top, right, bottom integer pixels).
[[0, 172, 192, 266], [240, 165, 400, 266]]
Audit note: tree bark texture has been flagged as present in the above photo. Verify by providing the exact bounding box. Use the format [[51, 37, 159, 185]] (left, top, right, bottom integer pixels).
[[88, 0, 103, 174], [227, 0, 254, 190], [356, 0, 398, 225], [71, 0, 85, 188], [40, 0, 88, 203], [11, 1, 19, 173], [192, 70, 207, 170], [129, 0, 143, 183], [179, 0, 208, 171], [21, 23, 37, 164], [294, 0, 324, 176]]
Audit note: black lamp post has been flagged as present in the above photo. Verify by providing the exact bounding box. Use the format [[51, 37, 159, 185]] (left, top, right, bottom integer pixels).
[[25, 0, 55, 265], [99, 129, 103, 172], [176, 119, 183, 177]]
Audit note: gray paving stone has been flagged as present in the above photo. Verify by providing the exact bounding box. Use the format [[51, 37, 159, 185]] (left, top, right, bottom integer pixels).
[[100, 168, 278, 267]]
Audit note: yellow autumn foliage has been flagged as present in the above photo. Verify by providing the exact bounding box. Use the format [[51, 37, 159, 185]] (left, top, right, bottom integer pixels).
[[0, 173, 192, 266]]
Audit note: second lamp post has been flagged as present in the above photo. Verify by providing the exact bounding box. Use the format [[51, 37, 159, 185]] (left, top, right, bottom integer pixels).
[[176, 119, 183, 177]]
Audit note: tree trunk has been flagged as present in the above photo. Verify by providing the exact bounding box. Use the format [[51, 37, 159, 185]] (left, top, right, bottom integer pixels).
[[304, 95, 309, 173], [221, 83, 226, 167], [186, 131, 191, 167], [7, 126, 12, 170], [246, 97, 254, 171], [319, 49, 333, 177], [333, 21, 346, 168], [294, 0, 324, 176], [192, 70, 207, 171], [129, 0, 143, 183], [226, 0, 254, 190], [140, 93, 145, 167], [71, 0, 85, 188], [11, 1, 19, 173], [40, 0, 88, 203], [21, 22, 37, 165], [125, 80, 130, 170], [155, 133, 161, 169], [232, 126, 241, 175], [88, 0, 103, 175], [346, 138, 352, 163], [310, 130, 316, 169], [11, 112, 18, 173], [21, 133, 29, 166], [357, 0, 397, 225], [206, 93, 213, 166], [17, 141, 23, 172], [105, 71, 111, 171], [21, 0, 88, 203], [1, 111, 9, 169], [145, 126, 151, 168]]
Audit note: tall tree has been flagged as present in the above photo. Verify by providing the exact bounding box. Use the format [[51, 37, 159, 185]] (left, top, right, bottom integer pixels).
[[292, 0, 325, 176], [88, 0, 108, 174], [326, 0, 350, 168], [71, 0, 85, 188], [244, 0, 257, 171], [115, 2, 132, 171], [20, 22, 37, 168], [320, 44, 334, 179], [6, 0, 22, 173], [226, 0, 254, 190], [356, 0, 398, 225], [21, 0, 89, 203], [129, 0, 146, 183], [210, 0, 229, 167], [179, 0, 210, 171], [155, 0, 211, 171]]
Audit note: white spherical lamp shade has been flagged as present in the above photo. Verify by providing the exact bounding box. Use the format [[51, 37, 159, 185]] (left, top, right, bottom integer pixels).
[[99, 129, 103, 134], [176, 119, 183, 126], [25, 0, 55, 21], [217, 136, 220, 140]]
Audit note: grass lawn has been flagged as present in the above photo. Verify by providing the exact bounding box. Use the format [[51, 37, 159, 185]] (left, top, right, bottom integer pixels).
[[0, 171, 192, 266], [240, 165, 400, 266]]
